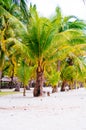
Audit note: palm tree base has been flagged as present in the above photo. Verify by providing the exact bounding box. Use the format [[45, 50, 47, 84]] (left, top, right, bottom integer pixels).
[[33, 87, 43, 97]]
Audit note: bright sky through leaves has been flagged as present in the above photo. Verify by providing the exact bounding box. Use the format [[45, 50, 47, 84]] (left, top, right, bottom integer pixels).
[[29, 0, 86, 20]]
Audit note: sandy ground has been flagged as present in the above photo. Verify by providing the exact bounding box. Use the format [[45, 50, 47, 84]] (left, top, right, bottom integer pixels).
[[0, 87, 86, 130]]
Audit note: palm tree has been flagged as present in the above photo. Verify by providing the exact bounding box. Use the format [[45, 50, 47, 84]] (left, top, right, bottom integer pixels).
[[0, 0, 29, 23], [51, 7, 86, 90], [16, 59, 35, 96], [1, 3, 86, 97], [60, 54, 86, 91], [0, 1, 33, 93], [45, 64, 60, 93], [21, 6, 86, 96], [0, 6, 28, 89], [51, 6, 86, 71], [0, 16, 7, 88], [0, 46, 5, 88]]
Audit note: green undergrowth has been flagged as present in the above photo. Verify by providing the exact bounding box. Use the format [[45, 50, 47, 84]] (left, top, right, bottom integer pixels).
[[0, 91, 20, 96]]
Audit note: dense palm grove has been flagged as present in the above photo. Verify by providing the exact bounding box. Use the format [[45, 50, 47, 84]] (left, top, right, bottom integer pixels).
[[0, 0, 86, 96]]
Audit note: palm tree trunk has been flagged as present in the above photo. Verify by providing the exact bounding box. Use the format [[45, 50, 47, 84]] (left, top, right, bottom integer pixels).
[[10, 67, 14, 89], [15, 82, 20, 91], [57, 60, 61, 91], [33, 64, 44, 97], [52, 85, 58, 93], [61, 80, 67, 91], [23, 85, 26, 96], [0, 71, 2, 89]]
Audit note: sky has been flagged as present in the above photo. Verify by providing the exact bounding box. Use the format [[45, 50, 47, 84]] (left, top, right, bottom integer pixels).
[[29, 0, 86, 20]]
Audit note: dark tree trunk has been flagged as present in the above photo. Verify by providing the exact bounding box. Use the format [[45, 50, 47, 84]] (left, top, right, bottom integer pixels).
[[33, 64, 44, 97], [9, 75, 14, 89], [57, 60, 61, 92], [0, 71, 2, 89], [52, 85, 58, 93], [61, 57, 74, 91], [26, 85, 30, 90], [15, 82, 20, 91], [9, 64, 15, 89], [23, 85, 26, 96], [61, 80, 67, 91]]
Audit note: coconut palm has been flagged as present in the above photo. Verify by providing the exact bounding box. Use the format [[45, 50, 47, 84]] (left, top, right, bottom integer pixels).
[[52, 6, 86, 86], [0, 45, 5, 88], [0, 6, 28, 89], [45, 64, 60, 93], [21, 6, 86, 96], [60, 53, 86, 91], [0, 1, 33, 93], [0, 0, 29, 23], [50, 6, 86, 73], [16, 59, 35, 96], [1, 4, 86, 97]]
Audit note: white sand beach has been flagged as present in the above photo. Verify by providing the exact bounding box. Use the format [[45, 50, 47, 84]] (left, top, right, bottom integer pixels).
[[0, 87, 86, 130]]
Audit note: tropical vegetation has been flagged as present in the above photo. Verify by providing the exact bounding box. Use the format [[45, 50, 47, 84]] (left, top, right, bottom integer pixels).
[[0, 0, 86, 96]]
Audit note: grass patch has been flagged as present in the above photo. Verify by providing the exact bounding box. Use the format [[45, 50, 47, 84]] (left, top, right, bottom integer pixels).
[[0, 91, 19, 96]]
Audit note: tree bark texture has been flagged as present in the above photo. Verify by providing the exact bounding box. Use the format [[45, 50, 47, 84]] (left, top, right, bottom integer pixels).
[[61, 80, 67, 91], [33, 66, 44, 97], [52, 85, 58, 93]]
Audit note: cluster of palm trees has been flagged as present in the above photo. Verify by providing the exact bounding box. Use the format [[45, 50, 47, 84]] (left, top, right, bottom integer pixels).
[[0, 0, 86, 96]]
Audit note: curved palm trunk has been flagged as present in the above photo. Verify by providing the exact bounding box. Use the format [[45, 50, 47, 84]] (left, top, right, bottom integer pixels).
[[33, 63, 44, 97]]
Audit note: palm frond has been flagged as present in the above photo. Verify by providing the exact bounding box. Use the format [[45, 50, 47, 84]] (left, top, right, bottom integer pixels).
[[17, 60, 35, 86], [0, 5, 27, 31]]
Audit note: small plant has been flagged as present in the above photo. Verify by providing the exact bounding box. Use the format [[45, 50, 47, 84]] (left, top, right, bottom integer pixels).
[[16, 60, 34, 96]]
